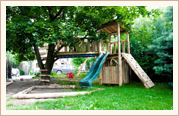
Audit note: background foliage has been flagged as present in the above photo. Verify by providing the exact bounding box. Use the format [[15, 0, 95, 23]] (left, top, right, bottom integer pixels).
[[130, 6, 173, 83]]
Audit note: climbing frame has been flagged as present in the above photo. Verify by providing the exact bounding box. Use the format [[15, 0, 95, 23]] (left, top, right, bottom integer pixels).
[[121, 53, 154, 88]]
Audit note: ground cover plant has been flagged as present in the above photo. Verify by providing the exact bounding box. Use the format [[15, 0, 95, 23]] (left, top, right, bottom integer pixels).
[[6, 82, 173, 110]]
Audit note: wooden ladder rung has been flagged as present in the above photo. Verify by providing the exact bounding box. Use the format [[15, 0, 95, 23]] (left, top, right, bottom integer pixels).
[[40, 79, 50, 82], [39, 74, 50, 77], [40, 69, 48, 72]]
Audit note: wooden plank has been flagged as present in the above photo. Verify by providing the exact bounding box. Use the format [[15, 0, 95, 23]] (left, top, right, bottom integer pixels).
[[40, 52, 47, 56], [40, 79, 50, 82], [126, 32, 130, 54], [122, 41, 125, 53], [76, 42, 79, 52], [103, 27, 111, 33], [82, 39, 85, 52], [114, 64, 119, 84], [98, 41, 101, 53], [87, 42, 90, 52], [117, 23, 122, 86], [121, 53, 154, 88], [110, 59, 113, 66], [110, 25, 117, 32], [113, 43, 116, 54], [65, 46, 69, 52], [40, 69, 48, 72], [112, 58, 119, 65], [38, 47, 48, 50], [57, 52, 99, 56], [109, 36, 112, 54], [111, 67, 115, 83], [101, 41, 104, 51], [106, 41, 109, 52], [95, 42, 98, 52], [99, 66, 103, 85], [110, 40, 127, 44], [76, 57, 88, 76], [39, 74, 50, 77], [92, 42, 95, 52]]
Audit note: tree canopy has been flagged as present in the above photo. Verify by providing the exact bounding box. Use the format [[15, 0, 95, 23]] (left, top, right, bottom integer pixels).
[[6, 6, 160, 82]]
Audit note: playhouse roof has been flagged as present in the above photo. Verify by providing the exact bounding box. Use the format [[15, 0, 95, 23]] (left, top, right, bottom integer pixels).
[[99, 20, 127, 35]]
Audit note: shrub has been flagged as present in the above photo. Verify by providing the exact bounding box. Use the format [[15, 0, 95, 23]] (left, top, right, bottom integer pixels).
[[50, 71, 59, 77], [19, 70, 24, 75], [29, 71, 34, 75]]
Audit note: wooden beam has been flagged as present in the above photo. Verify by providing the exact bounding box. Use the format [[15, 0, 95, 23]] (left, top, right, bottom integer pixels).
[[110, 31, 127, 35], [122, 41, 125, 53], [106, 41, 109, 52], [118, 23, 122, 86], [76, 57, 88, 76], [57, 52, 99, 55], [109, 36, 112, 54], [127, 32, 130, 54], [40, 69, 48, 72], [39, 74, 50, 77], [112, 58, 119, 65]]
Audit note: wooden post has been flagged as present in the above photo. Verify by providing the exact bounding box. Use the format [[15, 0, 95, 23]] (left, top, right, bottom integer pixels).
[[118, 23, 122, 86], [106, 41, 109, 52], [82, 39, 85, 52], [114, 43, 116, 54], [98, 41, 101, 53], [57, 39, 60, 49], [65, 46, 67, 52], [109, 36, 112, 54], [76, 42, 79, 52], [126, 32, 132, 81], [92, 42, 95, 52], [101, 41, 104, 51], [76, 57, 88, 76], [87, 41, 90, 52], [127, 32, 130, 54], [65, 46, 69, 52], [122, 42, 125, 53]]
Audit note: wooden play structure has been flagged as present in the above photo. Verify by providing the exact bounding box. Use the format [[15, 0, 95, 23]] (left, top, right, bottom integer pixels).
[[39, 20, 154, 88]]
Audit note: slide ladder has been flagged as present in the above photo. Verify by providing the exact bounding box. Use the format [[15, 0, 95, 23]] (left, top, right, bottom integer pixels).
[[122, 53, 154, 88]]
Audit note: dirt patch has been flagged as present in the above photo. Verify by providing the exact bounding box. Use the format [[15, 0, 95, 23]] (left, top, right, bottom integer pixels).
[[6, 78, 77, 107]]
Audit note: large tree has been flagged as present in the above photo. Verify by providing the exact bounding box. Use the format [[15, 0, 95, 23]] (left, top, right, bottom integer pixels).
[[6, 6, 156, 83]]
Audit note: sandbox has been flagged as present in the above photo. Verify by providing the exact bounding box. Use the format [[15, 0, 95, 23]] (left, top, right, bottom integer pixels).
[[12, 84, 104, 99]]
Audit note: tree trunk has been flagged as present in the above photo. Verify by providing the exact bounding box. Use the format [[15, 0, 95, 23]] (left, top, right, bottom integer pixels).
[[33, 44, 45, 70], [7, 56, 12, 79], [39, 44, 55, 85]]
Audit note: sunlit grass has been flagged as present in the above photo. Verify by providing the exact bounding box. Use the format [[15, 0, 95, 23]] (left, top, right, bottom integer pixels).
[[6, 82, 173, 110]]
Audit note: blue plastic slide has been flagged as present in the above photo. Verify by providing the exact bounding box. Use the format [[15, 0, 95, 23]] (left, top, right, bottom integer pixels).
[[79, 51, 109, 88]]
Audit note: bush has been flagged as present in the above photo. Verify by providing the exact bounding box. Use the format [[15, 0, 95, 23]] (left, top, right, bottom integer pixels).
[[29, 71, 34, 75], [168, 82, 173, 90], [19, 70, 24, 75], [50, 71, 59, 77]]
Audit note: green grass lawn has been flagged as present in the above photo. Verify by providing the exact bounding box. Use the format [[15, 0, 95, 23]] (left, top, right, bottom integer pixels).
[[7, 82, 173, 110]]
